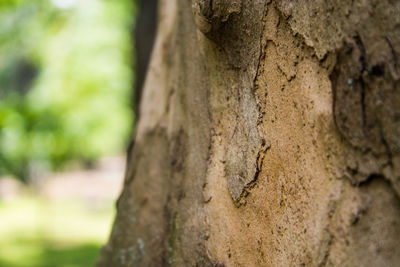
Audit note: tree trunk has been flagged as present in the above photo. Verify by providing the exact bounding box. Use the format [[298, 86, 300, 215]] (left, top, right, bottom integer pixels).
[[97, 0, 400, 266]]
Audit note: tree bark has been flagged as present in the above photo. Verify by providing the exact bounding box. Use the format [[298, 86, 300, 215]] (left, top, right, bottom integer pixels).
[[97, 0, 400, 266]]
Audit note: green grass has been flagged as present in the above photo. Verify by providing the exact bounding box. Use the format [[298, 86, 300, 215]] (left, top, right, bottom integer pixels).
[[0, 195, 115, 267]]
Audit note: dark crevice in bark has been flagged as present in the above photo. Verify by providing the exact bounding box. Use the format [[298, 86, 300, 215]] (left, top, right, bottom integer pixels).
[[254, 141, 271, 182], [385, 37, 399, 80], [356, 174, 383, 187], [380, 122, 393, 167], [354, 35, 367, 131], [318, 232, 334, 267], [357, 174, 400, 203], [233, 1, 269, 206], [209, 0, 214, 17]]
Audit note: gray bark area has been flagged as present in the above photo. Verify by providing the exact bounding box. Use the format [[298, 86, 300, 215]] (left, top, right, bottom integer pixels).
[[97, 0, 400, 266]]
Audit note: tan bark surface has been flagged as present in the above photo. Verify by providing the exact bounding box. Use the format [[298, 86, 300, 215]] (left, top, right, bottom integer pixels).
[[97, 0, 400, 266]]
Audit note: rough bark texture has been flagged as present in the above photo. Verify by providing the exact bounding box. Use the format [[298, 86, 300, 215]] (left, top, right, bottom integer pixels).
[[97, 0, 400, 266]]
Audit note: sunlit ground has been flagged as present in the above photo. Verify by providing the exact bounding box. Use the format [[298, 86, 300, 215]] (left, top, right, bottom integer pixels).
[[0, 157, 124, 267], [0, 197, 110, 267]]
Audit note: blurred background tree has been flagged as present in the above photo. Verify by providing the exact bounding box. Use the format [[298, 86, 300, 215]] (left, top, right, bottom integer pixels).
[[0, 0, 134, 183]]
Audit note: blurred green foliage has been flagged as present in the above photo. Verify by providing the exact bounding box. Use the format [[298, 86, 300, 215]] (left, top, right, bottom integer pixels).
[[0, 0, 134, 182], [0, 195, 114, 267]]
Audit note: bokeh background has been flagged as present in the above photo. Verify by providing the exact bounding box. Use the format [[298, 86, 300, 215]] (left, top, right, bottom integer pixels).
[[0, 0, 135, 266]]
